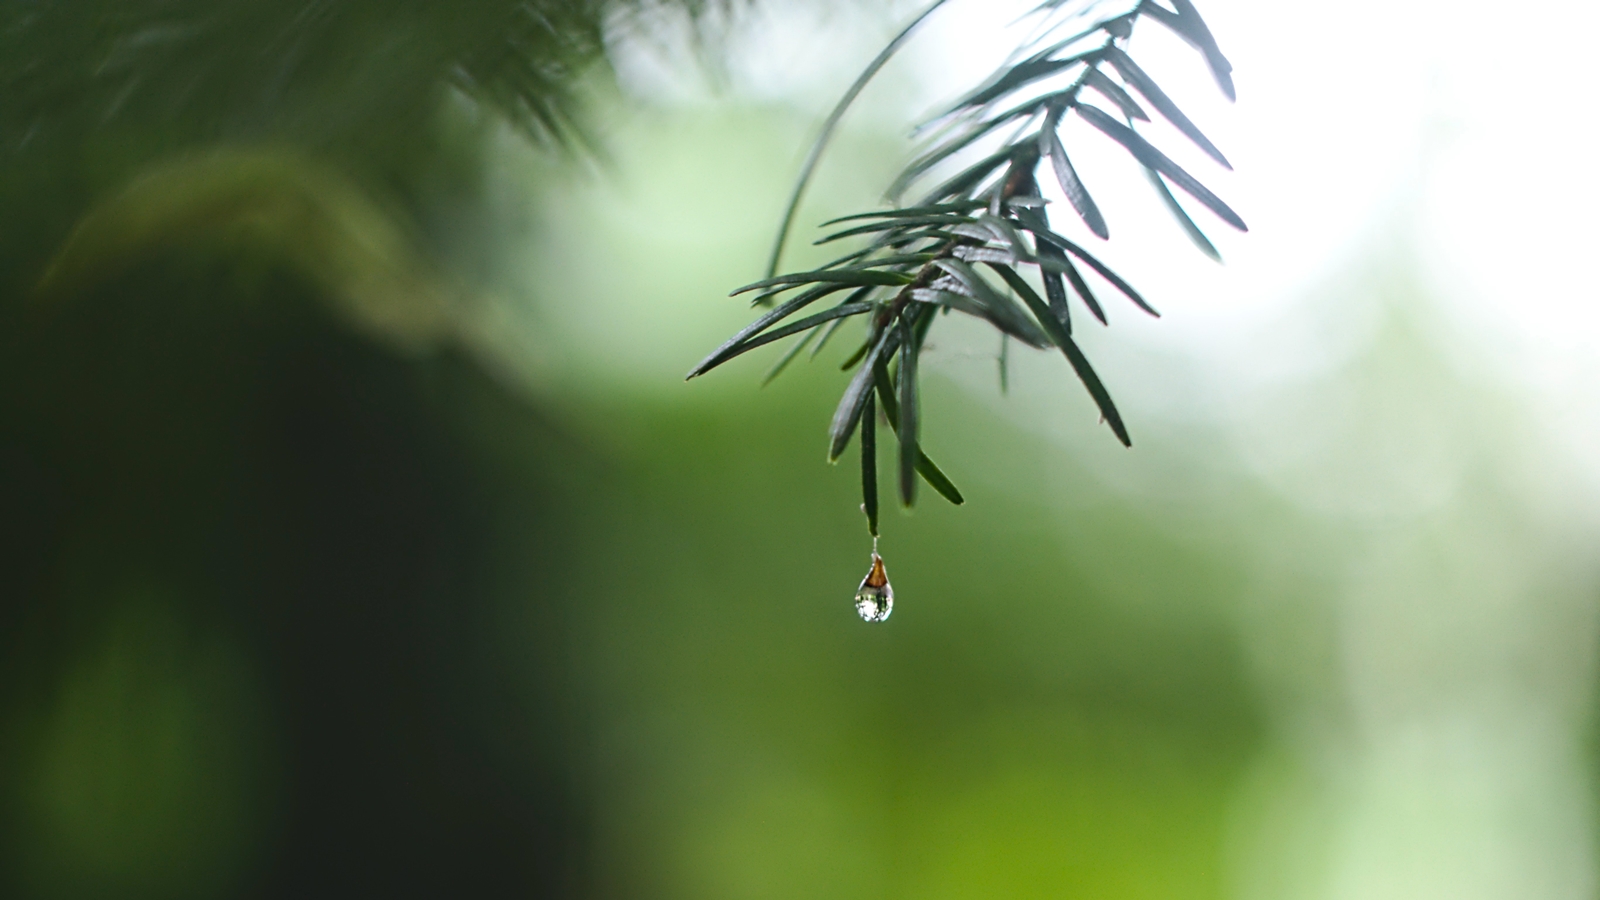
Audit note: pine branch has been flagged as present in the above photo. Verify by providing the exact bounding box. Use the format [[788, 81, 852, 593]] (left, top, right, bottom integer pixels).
[[690, 0, 1244, 537]]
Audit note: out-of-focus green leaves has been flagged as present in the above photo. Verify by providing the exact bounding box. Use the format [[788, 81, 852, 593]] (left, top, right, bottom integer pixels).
[[0, 0, 613, 158], [576, 384, 1262, 900], [12, 592, 271, 898], [36, 148, 456, 350], [0, 0, 762, 390]]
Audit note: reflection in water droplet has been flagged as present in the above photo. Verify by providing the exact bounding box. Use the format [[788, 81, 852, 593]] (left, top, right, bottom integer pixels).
[[854, 552, 893, 622]]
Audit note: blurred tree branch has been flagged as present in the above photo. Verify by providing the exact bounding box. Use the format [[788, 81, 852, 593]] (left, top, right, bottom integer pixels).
[[0, 0, 732, 342]]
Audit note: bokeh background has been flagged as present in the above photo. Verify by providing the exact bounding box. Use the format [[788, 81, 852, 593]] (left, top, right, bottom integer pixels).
[[4, 1, 1600, 898]]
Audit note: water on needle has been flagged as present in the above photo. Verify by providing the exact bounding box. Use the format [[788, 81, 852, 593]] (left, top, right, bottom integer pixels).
[[854, 537, 893, 623]]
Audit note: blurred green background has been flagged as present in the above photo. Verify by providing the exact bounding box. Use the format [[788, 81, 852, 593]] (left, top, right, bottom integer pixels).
[[4, 2, 1599, 899]]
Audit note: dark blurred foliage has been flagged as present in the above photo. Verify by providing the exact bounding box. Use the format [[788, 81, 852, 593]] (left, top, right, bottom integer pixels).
[[0, 258, 598, 898], [0, 2, 645, 897], [0, 0, 625, 297], [1, 0, 607, 145]]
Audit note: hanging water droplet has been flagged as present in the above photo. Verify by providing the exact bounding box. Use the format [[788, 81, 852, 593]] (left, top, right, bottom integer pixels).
[[854, 552, 893, 622]]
